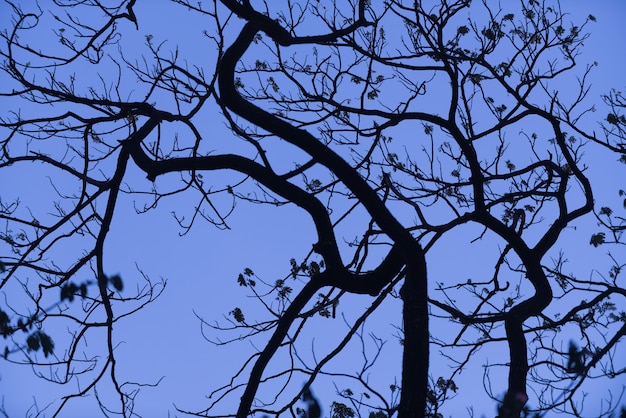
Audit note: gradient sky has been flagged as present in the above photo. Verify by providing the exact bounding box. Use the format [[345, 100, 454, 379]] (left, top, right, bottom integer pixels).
[[0, 1, 625, 417]]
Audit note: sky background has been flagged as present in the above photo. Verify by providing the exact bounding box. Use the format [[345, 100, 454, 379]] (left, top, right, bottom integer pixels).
[[1, 1, 625, 417]]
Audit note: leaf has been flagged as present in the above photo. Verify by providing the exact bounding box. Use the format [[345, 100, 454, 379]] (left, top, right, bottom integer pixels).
[[26, 332, 41, 352], [309, 261, 320, 276], [237, 273, 247, 286], [506, 160, 516, 172], [17, 319, 27, 332], [0, 310, 8, 327], [468, 73, 483, 84], [366, 88, 379, 100], [607, 113, 620, 125], [0, 310, 9, 337], [290, 258, 299, 278], [307, 179, 322, 192], [230, 307, 245, 323], [60, 282, 78, 302], [79, 283, 87, 298], [481, 28, 496, 40], [523, 204, 535, 213], [267, 76, 279, 92], [110, 274, 123, 291], [599, 207, 613, 216], [590, 232, 606, 247], [277, 286, 292, 299], [39, 332, 54, 357], [26, 331, 55, 357], [331, 402, 355, 418], [449, 379, 458, 392]]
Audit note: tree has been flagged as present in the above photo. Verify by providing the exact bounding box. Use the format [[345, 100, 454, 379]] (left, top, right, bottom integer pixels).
[[0, 0, 624, 417]]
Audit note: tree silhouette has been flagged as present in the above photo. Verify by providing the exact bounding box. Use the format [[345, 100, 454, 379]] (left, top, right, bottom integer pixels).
[[0, 0, 624, 417]]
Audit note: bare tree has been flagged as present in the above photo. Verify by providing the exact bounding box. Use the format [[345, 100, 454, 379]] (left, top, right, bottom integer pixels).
[[0, 0, 624, 417]]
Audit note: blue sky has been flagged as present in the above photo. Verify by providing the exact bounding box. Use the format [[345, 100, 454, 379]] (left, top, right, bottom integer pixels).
[[1, 1, 625, 417]]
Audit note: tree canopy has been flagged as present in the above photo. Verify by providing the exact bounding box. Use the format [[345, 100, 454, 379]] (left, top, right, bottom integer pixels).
[[0, 0, 625, 417]]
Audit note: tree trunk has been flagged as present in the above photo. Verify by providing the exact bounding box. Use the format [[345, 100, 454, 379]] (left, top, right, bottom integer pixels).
[[398, 247, 428, 418]]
